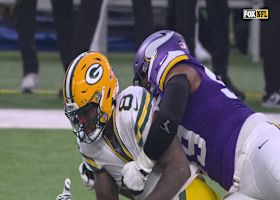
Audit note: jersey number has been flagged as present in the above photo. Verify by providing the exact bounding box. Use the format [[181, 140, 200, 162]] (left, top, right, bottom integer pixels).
[[119, 94, 133, 111], [178, 126, 206, 167], [204, 67, 238, 99]]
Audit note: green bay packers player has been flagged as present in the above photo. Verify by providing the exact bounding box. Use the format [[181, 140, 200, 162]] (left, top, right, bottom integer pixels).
[[62, 51, 218, 200]]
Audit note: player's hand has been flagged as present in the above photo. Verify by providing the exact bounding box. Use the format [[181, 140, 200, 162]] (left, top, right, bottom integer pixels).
[[122, 161, 147, 192], [56, 178, 72, 200], [121, 150, 155, 192], [79, 162, 95, 189]]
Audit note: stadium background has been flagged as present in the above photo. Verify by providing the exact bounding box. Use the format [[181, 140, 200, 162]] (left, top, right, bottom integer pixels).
[[0, 0, 278, 199]]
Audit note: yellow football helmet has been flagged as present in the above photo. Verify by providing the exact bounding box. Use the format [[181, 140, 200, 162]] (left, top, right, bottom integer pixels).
[[63, 51, 119, 143]]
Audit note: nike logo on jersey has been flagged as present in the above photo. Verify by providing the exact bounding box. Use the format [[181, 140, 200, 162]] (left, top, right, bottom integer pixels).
[[258, 139, 269, 149], [160, 120, 171, 134], [133, 98, 139, 111]]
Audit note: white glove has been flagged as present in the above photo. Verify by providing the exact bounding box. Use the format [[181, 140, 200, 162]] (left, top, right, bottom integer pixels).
[[56, 178, 72, 200], [121, 150, 155, 192], [79, 162, 95, 189]]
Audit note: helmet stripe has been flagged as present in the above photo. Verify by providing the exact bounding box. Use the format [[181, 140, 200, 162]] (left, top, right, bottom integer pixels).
[[64, 52, 87, 102], [145, 31, 174, 59]]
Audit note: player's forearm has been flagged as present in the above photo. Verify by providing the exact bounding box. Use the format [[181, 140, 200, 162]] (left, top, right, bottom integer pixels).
[[145, 137, 191, 200], [145, 163, 189, 200], [95, 184, 119, 200], [144, 74, 190, 160], [94, 171, 119, 200], [95, 192, 118, 200], [119, 188, 134, 199]]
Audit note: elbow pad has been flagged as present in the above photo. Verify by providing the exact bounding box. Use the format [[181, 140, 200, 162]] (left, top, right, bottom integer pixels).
[[144, 74, 190, 160]]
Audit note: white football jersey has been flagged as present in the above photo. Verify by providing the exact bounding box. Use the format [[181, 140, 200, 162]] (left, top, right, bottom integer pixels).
[[78, 86, 157, 195], [78, 86, 197, 199]]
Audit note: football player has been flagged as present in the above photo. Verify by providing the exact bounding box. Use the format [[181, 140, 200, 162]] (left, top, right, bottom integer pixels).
[[62, 51, 218, 200], [122, 30, 280, 200]]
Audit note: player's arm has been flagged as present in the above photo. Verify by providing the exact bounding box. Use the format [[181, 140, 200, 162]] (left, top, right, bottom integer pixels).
[[79, 156, 122, 199], [94, 170, 119, 200], [144, 62, 201, 160], [122, 65, 200, 192], [145, 136, 191, 200], [80, 161, 134, 199]]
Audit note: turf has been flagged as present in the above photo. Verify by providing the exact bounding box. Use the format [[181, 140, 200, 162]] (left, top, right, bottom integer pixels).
[[0, 129, 129, 200], [0, 128, 223, 199]]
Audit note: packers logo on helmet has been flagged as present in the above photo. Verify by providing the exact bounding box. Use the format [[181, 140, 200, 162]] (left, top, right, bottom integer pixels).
[[63, 51, 119, 143], [86, 63, 103, 85]]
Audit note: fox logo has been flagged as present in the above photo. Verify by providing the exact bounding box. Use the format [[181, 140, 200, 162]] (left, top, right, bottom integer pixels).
[[242, 8, 269, 20]]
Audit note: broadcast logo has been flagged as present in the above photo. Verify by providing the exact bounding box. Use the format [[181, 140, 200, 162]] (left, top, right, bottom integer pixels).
[[242, 8, 269, 20]]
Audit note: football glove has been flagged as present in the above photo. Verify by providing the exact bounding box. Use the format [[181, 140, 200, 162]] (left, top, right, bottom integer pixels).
[[121, 150, 155, 192], [56, 178, 72, 200], [79, 162, 95, 189]]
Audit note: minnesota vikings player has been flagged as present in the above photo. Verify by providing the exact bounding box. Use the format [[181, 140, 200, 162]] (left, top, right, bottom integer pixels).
[[62, 51, 218, 200], [121, 30, 280, 200]]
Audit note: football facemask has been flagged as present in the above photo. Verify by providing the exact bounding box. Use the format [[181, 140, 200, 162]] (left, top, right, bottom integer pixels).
[[65, 102, 106, 143]]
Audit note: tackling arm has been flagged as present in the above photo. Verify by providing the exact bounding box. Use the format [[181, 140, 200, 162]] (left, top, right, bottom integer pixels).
[[145, 137, 191, 200], [143, 62, 201, 161], [122, 65, 201, 192]]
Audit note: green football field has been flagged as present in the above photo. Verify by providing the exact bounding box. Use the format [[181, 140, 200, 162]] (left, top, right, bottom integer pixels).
[[0, 51, 279, 200]]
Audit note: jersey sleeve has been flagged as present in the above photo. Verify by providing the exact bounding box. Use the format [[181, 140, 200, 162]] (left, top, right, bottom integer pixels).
[[82, 153, 102, 172], [115, 86, 155, 153], [149, 50, 189, 91]]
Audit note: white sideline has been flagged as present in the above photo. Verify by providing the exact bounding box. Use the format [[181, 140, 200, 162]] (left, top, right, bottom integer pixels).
[[0, 109, 279, 129]]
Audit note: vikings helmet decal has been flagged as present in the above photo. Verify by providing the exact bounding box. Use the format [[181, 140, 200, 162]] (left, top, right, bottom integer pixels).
[[133, 30, 189, 94]]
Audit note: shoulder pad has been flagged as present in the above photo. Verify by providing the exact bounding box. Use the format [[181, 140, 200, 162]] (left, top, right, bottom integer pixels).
[[115, 86, 155, 147]]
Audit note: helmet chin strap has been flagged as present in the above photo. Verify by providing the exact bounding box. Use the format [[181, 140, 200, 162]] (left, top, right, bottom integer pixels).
[[78, 127, 102, 143], [79, 120, 108, 143], [88, 126, 103, 142]]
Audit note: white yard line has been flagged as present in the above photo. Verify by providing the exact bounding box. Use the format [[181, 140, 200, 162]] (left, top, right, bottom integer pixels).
[[0, 109, 279, 129], [0, 109, 71, 129]]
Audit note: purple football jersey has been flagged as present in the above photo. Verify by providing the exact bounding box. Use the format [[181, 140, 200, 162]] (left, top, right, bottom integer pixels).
[[149, 53, 254, 189]]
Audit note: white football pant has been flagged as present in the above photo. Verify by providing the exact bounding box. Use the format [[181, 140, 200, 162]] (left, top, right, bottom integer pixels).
[[224, 113, 280, 200]]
